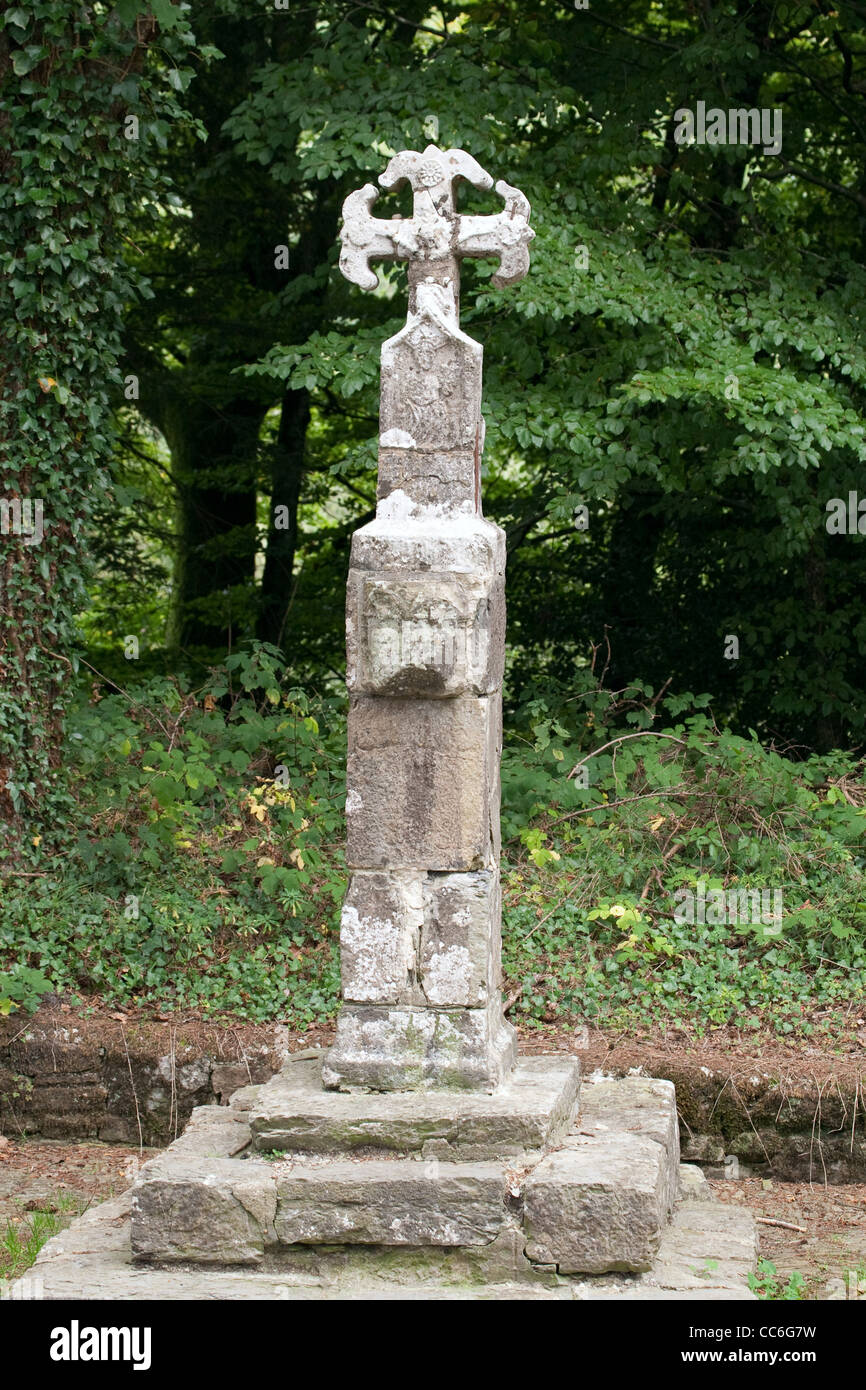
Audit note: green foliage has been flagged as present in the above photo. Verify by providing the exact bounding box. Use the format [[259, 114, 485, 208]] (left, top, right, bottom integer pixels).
[[1, 1193, 84, 1281], [224, 0, 866, 748], [0, 1, 202, 850], [0, 964, 52, 1016], [748, 1258, 808, 1301], [5, 3, 866, 1035], [499, 678, 866, 1034], [1, 646, 345, 1024], [1, 659, 863, 1033]]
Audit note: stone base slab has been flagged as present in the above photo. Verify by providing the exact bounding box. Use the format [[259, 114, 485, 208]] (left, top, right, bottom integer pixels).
[[16, 1176, 756, 1300], [250, 1054, 579, 1158], [524, 1135, 671, 1274], [274, 1159, 508, 1247], [122, 1064, 735, 1282], [523, 1075, 681, 1274]]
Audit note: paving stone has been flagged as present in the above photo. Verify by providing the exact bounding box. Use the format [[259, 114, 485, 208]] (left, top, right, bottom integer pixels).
[[250, 1055, 579, 1159], [640, 1200, 758, 1293], [273, 1159, 507, 1246], [163, 1103, 251, 1159], [678, 1162, 712, 1202]]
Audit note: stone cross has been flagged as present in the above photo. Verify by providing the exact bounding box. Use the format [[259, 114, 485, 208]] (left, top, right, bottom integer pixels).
[[339, 145, 534, 317], [324, 146, 534, 1093]]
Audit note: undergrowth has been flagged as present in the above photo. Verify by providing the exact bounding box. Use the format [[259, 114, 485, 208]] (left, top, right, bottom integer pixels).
[[1, 645, 864, 1036]]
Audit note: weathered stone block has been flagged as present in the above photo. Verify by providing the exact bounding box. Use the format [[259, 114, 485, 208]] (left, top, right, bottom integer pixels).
[[36, 1113, 101, 1140], [339, 871, 422, 1004], [131, 1156, 277, 1265], [574, 1076, 680, 1216], [376, 447, 477, 512], [346, 569, 504, 698], [274, 1159, 506, 1246], [346, 694, 501, 870], [165, 1104, 251, 1159], [524, 1133, 670, 1273], [350, 513, 505, 578], [249, 1055, 580, 1159], [339, 868, 501, 1008], [678, 1163, 712, 1203], [380, 303, 482, 452], [323, 998, 516, 1092], [420, 869, 499, 1007], [28, 1082, 108, 1114]]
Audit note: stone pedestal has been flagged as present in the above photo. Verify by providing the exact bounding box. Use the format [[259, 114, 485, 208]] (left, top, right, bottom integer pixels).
[[322, 147, 535, 1092], [128, 1060, 700, 1281], [327, 513, 516, 1089]]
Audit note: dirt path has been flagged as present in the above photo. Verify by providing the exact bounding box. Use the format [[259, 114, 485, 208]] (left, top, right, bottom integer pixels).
[[0, 1135, 157, 1282], [709, 1175, 866, 1298]]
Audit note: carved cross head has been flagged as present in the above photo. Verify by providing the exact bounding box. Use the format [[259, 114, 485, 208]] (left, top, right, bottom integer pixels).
[[339, 145, 534, 317]]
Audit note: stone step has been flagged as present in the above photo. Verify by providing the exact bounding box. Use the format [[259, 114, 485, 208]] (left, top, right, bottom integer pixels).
[[247, 1053, 581, 1161], [274, 1157, 509, 1247], [130, 1056, 577, 1263], [523, 1076, 681, 1273], [131, 1068, 688, 1271]]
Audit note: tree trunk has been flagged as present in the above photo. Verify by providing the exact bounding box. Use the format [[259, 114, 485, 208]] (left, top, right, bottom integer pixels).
[[163, 394, 265, 655], [257, 389, 310, 650], [598, 487, 665, 690]]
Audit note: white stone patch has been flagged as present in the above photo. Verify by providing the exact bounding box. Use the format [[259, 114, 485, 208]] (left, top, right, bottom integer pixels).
[[340, 904, 415, 1003], [423, 943, 474, 1006], [377, 488, 417, 522], [345, 789, 363, 814], [376, 490, 476, 525], [380, 428, 417, 448]]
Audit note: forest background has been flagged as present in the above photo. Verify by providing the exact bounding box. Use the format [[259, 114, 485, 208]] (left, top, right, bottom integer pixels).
[[1, 0, 864, 1041]]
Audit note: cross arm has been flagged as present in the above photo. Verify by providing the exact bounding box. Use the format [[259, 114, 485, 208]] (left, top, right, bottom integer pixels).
[[339, 184, 402, 292], [456, 180, 535, 289]]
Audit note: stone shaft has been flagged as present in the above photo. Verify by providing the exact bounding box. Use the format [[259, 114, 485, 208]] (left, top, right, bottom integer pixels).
[[327, 147, 534, 1091]]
